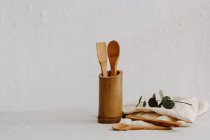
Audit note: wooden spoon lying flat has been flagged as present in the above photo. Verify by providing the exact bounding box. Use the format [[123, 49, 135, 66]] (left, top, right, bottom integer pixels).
[[112, 123, 172, 131], [96, 42, 108, 77], [108, 40, 120, 76]]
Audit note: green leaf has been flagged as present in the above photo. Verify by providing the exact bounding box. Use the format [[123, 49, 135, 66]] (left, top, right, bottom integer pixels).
[[162, 100, 175, 109], [159, 90, 164, 99], [136, 96, 142, 107], [153, 93, 156, 100], [138, 96, 142, 103], [143, 100, 146, 107], [148, 97, 158, 107], [162, 96, 171, 102]]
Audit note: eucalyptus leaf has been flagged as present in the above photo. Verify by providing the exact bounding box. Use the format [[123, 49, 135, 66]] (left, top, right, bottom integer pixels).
[[162, 100, 175, 109], [136, 96, 142, 107], [143, 100, 146, 107], [162, 96, 171, 101], [159, 90, 164, 99], [153, 93, 156, 100], [148, 96, 158, 107]]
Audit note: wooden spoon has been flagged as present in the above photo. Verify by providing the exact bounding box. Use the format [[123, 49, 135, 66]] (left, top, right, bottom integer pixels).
[[96, 42, 108, 77], [108, 40, 120, 76], [112, 123, 172, 131]]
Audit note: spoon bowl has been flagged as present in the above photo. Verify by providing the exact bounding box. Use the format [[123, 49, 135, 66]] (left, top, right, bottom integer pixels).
[[108, 40, 120, 76]]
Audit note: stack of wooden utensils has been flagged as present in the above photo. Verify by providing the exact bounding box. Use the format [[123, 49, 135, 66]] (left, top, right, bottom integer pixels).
[[96, 40, 120, 77]]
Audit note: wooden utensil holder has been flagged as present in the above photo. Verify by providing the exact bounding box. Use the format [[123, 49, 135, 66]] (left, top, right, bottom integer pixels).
[[98, 70, 123, 124]]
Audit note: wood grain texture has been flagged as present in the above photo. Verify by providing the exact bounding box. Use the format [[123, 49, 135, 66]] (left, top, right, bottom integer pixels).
[[126, 113, 182, 127], [96, 42, 108, 77], [98, 71, 123, 123], [112, 123, 172, 131], [108, 40, 120, 76]]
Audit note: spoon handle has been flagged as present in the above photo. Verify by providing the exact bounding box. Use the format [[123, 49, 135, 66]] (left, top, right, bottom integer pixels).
[[110, 65, 117, 76], [101, 63, 107, 77]]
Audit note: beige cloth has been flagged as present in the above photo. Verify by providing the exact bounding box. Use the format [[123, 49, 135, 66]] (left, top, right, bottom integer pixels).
[[123, 96, 209, 123]]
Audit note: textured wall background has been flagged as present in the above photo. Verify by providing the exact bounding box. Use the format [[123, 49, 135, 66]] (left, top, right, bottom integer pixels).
[[0, 0, 210, 111]]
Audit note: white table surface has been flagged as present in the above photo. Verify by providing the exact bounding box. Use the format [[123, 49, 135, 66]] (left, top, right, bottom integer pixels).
[[0, 107, 209, 140]]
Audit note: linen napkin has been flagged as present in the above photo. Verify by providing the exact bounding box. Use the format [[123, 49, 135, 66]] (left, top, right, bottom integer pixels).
[[123, 96, 209, 124]]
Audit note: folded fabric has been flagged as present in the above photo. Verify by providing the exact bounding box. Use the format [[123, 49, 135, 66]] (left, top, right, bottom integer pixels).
[[123, 96, 209, 123], [120, 118, 157, 126]]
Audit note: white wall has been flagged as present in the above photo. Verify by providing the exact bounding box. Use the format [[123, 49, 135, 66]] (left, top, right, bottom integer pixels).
[[0, 0, 210, 111]]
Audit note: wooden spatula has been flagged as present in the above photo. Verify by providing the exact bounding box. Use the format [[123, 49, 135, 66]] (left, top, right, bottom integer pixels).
[[108, 40, 120, 76], [96, 42, 108, 77]]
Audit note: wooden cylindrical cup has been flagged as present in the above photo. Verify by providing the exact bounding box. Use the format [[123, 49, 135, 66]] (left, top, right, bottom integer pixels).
[[98, 70, 123, 124]]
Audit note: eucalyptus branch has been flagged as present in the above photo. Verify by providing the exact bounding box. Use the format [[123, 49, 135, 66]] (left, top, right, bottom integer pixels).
[[173, 100, 192, 106], [156, 100, 192, 106], [136, 96, 142, 107], [136, 90, 192, 109]]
